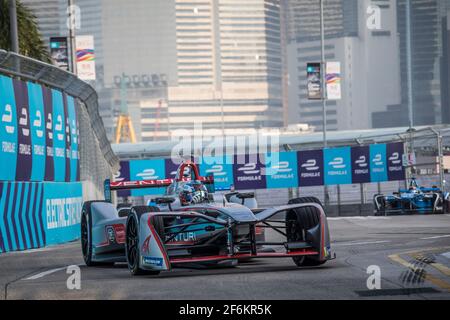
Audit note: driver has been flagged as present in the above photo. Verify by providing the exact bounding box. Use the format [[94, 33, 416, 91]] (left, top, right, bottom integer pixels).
[[179, 180, 209, 206]]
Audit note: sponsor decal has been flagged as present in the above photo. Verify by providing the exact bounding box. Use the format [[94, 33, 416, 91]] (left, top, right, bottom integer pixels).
[[143, 256, 164, 267]]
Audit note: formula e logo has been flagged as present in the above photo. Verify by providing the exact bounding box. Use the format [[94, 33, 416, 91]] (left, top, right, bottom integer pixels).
[[206, 165, 226, 176], [328, 157, 346, 169], [19, 108, 30, 137], [272, 161, 292, 173], [113, 170, 124, 182], [33, 110, 44, 138], [47, 113, 53, 140], [136, 168, 158, 180], [238, 163, 259, 175], [2, 104, 15, 134], [355, 155, 368, 168], [372, 154, 383, 166], [301, 159, 319, 171], [55, 115, 64, 141], [389, 152, 401, 165]]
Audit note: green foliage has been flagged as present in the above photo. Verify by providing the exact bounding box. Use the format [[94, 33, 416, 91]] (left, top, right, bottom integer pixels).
[[0, 0, 51, 63]]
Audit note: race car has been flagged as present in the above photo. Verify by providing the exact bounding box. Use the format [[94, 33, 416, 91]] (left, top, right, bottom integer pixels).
[[81, 160, 334, 276], [373, 178, 449, 216]]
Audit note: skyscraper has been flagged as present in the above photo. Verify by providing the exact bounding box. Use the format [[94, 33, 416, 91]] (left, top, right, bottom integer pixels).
[[21, 0, 62, 47], [23, 0, 286, 141], [164, 0, 285, 139], [287, 0, 402, 131]]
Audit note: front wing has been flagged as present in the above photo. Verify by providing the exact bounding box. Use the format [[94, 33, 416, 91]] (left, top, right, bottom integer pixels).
[[136, 203, 333, 272]]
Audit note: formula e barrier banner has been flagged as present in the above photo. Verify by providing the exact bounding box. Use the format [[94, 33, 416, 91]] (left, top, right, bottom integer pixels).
[[387, 142, 405, 181], [351, 146, 371, 184], [130, 159, 166, 196], [370, 144, 388, 182], [297, 149, 324, 187], [0, 74, 80, 183], [44, 182, 83, 246], [114, 161, 131, 198], [324, 147, 351, 185], [113, 142, 405, 198], [0, 181, 82, 253], [233, 154, 266, 190], [200, 155, 234, 191], [265, 152, 298, 189]]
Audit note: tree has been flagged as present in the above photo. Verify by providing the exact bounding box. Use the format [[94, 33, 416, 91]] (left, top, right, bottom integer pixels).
[[0, 0, 51, 63]]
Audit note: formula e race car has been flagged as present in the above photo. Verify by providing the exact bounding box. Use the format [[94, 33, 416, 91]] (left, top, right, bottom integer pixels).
[[81, 160, 334, 276], [373, 178, 449, 216]]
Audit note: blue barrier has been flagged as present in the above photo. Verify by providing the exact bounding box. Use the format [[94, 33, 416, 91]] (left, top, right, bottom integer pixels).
[[0, 181, 82, 253]]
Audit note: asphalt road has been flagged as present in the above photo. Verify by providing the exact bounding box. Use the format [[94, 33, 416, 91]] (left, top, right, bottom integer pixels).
[[1, 214, 450, 300]]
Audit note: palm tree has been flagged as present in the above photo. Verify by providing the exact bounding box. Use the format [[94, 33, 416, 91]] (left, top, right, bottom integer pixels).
[[0, 0, 51, 62]]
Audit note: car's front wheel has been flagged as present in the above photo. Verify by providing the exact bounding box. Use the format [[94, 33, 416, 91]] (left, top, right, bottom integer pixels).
[[125, 206, 161, 276]]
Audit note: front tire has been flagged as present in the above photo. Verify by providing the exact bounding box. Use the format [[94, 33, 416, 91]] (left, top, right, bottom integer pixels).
[[125, 206, 161, 276], [287, 197, 327, 267]]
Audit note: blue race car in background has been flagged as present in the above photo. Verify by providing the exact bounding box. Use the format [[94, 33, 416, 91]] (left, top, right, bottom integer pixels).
[[373, 178, 449, 216]]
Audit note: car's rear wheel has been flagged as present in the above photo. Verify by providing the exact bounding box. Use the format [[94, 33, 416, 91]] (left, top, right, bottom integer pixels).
[[287, 197, 327, 267], [125, 206, 162, 276], [81, 201, 114, 266]]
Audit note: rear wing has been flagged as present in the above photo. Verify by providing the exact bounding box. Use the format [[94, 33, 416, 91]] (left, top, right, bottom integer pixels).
[[104, 176, 214, 202]]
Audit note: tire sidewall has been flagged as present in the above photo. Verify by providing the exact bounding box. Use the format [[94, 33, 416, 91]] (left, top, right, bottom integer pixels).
[[125, 211, 141, 275]]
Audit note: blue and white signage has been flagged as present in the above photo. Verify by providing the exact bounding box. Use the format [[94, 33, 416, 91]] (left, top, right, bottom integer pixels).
[[370, 144, 388, 182], [200, 155, 233, 191], [266, 152, 298, 189], [130, 159, 166, 196], [351, 146, 370, 184], [324, 147, 351, 185]]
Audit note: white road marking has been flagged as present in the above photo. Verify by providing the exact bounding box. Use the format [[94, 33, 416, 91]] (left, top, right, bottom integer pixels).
[[442, 252, 450, 259], [420, 235, 450, 240], [23, 263, 82, 281], [333, 240, 391, 247], [328, 216, 391, 221]]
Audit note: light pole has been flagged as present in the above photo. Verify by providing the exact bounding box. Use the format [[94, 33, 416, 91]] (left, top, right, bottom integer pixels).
[[68, 0, 77, 74], [320, 0, 327, 149], [319, 0, 329, 206], [405, 0, 414, 180], [9, 0, 19, 53]]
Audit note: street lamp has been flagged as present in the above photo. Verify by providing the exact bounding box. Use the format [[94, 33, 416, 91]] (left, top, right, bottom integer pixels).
[[319, 0, 329, 205], [9, 0, 19, 53]]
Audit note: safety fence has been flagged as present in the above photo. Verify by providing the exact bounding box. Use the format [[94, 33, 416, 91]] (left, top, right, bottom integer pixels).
[[0, 50, 118, 253]]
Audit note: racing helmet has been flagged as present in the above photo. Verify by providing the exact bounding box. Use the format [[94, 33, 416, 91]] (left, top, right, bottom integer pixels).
[[179, 180, 209, 206]]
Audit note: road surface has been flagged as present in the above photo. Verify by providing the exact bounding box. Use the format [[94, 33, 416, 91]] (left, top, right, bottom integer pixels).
[[1, 214, 450, 299]]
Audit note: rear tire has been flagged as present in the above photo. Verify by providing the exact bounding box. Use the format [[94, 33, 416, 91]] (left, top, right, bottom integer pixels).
[[81, 201, 114, 267], [287, 197, 326, 267], [125, 206, 162, 276]]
